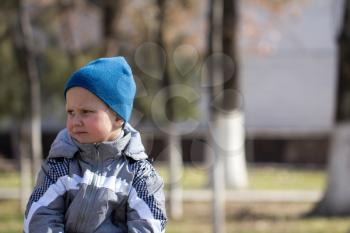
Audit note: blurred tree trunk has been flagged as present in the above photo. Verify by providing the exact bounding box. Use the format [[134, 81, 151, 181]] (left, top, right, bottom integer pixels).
[[17, 0, 43, 179], [310, 0, 350, 216], [208, 0, 226, 232], [156, 0, 183, 220], [222, 0, 239, 110], [221, 0, 248, 189], [57, 0, 79, 68], [12, 0, 43, 211], [19, 122, 32, 211], [101, 0, 123, 56]]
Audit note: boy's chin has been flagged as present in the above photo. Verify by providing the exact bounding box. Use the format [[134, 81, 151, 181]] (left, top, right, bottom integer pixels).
[[71, 134, 96, 144], [70, 131, 121, 144]]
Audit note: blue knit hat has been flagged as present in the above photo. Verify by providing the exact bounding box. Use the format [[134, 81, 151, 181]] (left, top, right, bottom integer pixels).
[[64, 57, 136, 122]]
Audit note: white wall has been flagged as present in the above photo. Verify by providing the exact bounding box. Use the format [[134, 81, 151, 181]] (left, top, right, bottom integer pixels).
[[239, 0, 340, 136]]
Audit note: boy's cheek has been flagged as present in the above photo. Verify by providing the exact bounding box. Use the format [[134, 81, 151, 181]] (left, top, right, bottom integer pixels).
[[66, 120, 76, 134], [66, 120, 72, 130]]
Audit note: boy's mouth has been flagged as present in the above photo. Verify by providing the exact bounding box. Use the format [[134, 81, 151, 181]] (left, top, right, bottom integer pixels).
[[73, 131, 87, 134]]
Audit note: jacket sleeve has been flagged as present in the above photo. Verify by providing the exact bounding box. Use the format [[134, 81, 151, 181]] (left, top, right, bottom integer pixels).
[[23, 158, 70, 233], [127, 160, 167, 233]]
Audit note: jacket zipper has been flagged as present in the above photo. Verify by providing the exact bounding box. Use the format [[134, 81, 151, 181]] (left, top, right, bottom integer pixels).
[[83, 146, 103, 231], [74, 145, 101, 233]]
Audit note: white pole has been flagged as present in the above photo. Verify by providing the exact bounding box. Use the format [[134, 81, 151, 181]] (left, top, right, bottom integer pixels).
[[19, 124, 32, 212], [222, 111, 248, 188], [211, 130, 226, 233], [211, 0, 226, 232], [168, 132, 183, 219]]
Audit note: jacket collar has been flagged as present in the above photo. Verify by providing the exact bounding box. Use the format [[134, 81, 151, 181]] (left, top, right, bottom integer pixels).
[[71, 131, 131, 163], [48, 123, 148, 161]]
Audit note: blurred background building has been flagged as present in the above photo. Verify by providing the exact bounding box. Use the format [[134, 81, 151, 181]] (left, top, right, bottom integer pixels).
[[0, 0, 340, 165], [240, 0, 338, 164]]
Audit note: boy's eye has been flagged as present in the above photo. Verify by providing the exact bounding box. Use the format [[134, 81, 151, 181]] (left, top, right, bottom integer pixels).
[[67, 110, 74, 116], [82, 110, 93, 114]]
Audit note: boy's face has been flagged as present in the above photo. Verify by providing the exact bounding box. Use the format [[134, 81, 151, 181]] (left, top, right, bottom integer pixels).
[[66, 87, 123, 144]]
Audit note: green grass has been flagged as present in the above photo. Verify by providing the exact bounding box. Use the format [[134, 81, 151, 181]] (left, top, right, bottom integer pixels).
[[0, 164, 326, 190], [0, 164, 327, 192], [155, 164, 326, 190], [0, 201, 23, 233], [248, 165, 326, 190], [165, 202, 350, 233], [0, 172, 20, 188]]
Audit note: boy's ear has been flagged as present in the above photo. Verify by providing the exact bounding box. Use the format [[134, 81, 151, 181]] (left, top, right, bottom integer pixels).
[[115, 117, 124, 128]]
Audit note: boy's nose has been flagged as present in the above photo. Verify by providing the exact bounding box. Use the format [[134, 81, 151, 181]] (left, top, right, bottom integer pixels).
[[72, 115, 83, 126]]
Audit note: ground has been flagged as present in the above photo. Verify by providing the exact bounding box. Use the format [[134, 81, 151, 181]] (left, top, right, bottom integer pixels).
[[2, 200, 350, 233]]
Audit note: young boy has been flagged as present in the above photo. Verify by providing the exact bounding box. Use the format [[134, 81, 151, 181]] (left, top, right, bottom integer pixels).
[[24, 57, 167, 233]]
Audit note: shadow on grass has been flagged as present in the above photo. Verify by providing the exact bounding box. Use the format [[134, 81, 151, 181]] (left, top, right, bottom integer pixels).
[[228, 207, 303, 222]]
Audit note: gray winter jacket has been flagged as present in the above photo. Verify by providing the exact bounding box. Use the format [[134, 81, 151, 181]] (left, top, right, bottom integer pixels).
[[24, 124, 167, 233]]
